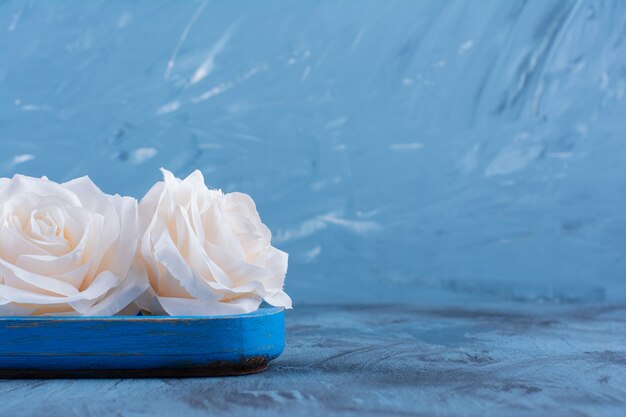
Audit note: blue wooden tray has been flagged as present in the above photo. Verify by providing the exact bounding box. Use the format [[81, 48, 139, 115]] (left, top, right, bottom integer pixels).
[[0, 306, 284, 378]]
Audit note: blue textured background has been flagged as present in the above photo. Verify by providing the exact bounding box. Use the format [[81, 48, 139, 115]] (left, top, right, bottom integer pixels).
[[1, 0, 625, 306]]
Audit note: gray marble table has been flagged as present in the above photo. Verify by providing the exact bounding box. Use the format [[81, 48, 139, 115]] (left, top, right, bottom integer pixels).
[[1, 304, 624, 417]]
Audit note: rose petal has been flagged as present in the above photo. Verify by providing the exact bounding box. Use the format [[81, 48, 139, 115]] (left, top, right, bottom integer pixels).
[[264, 290, 293, 309], [16, 254, 88, 289], [155, 294, 262, 316], [204, 240, 274, 288], [138, 181, 164, 232], [63, 176, 121, 257], [0, 224, 49, 263], [14, 211, 93, 281], [0, 257, 79, 297], [0, 268, 116, 305], [0, 175, 81, 208], [175, 204, 236, 288], [203, 199, 246, 259], [0, 301, 37, 316], [96, 194, 139, 279], [80, 259, 148, 316], [152, 232, 222, 301], [138, 168, 291, 315], [0, 174, 141, 316]]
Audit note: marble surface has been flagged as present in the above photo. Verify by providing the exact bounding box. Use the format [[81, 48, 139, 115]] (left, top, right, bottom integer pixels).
[[1, 304, 624, 416], [1, 4, 624, 413], [1, 1, 626, 306]]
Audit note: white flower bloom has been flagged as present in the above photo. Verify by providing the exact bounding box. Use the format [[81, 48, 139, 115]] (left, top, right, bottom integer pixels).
[[138, 168, 291, 316], [0, 174, 146, 315]]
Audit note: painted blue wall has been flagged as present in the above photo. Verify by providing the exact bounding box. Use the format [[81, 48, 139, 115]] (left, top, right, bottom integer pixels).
[[1, 1, 625, 305]]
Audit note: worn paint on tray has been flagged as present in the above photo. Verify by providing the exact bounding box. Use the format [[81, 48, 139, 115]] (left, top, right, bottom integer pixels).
[[0, 306, 285, 377]]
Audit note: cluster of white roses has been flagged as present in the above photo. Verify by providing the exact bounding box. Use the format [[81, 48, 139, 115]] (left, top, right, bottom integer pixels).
[[0, 169, 291, 316]]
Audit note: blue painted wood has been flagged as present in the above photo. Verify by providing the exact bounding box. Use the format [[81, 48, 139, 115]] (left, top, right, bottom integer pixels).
[[0, 306, 284, 377]]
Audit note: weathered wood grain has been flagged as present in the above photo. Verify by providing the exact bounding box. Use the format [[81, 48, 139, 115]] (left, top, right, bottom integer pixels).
[[0, 306, 284, 377], [0, 304, 624, 416]]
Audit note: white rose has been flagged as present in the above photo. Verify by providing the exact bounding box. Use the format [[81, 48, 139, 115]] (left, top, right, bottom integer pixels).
[[137, 168, 292, 315], [0, 174, 146, 315]]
